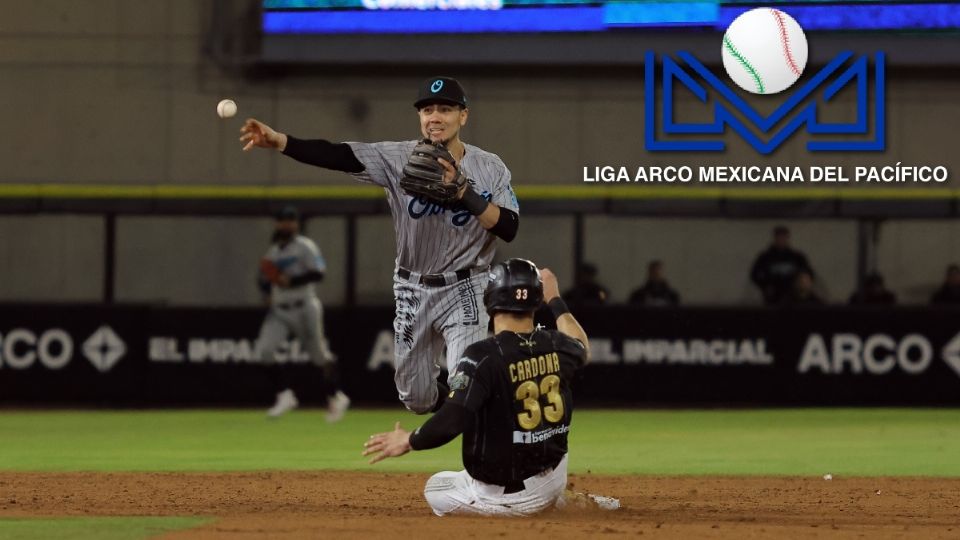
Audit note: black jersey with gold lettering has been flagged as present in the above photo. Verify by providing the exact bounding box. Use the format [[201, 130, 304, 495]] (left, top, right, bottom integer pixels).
[[446, 328, 586, 486]]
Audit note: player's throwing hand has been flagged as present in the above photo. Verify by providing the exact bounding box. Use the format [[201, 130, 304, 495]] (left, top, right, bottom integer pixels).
[[540, 268, 561, 302], [363, 421, 412, 464], [240, 118, 287, 152]]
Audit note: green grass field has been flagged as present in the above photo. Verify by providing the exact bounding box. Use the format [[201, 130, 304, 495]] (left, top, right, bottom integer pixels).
[[3, 408, 960, 539], [3, 408, 960, 476], [0, 517, 209, 540]]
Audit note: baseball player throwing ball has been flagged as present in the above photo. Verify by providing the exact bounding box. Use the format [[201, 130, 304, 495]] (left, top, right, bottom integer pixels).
[[256, 206, 350, 421], [363, 259, 592, 516], [240, 77, 520, 414]]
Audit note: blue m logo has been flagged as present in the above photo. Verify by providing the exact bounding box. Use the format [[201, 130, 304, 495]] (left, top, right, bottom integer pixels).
[[644, 51, 886, 154]]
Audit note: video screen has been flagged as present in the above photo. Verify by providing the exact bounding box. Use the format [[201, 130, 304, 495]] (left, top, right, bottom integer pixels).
[[262, 1, 960, 34]]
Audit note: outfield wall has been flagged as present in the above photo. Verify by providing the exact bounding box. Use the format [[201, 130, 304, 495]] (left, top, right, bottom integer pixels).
[[1, 304, 957, 406], [2, 213, 959, 307]]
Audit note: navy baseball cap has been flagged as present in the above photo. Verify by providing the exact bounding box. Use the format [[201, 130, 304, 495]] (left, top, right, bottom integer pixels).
[[276, 205, 299, 221], [414, 76, 468, 109]]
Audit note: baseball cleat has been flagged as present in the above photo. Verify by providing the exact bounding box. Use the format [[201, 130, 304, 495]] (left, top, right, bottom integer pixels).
[[325, 391, 351, 423], [266, 388, 299, 418]]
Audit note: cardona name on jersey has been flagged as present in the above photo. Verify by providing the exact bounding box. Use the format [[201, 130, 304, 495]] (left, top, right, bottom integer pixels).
[[509, 352, 561, 383]]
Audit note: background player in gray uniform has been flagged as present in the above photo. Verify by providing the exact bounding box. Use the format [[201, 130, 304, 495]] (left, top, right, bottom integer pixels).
[[240, 77, 520, 414], [362, 259, 614, 516], [256, 206, 350, 421]]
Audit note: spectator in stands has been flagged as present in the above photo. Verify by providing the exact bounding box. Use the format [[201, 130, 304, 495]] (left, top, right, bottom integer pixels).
[[849, 273, 897, 305], [930, 264, 960, 305], [750, 225, 815, 305], [779, 270, 824, 306], [563, 262, 610, 307], [629, 260, 680, 307]]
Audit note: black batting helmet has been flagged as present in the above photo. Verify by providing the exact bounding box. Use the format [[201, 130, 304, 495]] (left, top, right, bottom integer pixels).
[[483, 258, 543, 315]]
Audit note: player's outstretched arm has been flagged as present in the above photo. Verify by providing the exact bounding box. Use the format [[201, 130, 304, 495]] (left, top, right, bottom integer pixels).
[[363, 403, 469, 464], [240, 118, 288, 152], [363, 422, 412, 464], [240, 119, 365, 173], [541, 268, 590, 363]]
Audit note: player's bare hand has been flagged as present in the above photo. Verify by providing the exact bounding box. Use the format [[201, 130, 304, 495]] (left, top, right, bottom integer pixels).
[[540, 268, 561, 302], [438, 158, 469, 200], [239, 118, 287, 152], [438, 158, 457, 184], [276, 274, 291, 288], [363, 421, 412, 464]]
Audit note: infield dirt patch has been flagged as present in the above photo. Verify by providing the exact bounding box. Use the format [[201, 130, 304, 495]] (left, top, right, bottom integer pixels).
[[1, 472, 958, 539]]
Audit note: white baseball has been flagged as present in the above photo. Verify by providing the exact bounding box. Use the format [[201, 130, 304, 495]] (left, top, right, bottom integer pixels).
[[721, 8, 807, 95], [217, 99, 237, 119]]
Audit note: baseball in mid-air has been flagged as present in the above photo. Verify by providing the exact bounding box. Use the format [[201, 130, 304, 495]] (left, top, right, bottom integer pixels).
[[217, 99, 238, 119], [721, 8, 808, 95]]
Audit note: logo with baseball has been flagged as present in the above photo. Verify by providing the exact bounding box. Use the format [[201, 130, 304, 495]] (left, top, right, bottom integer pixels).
[[722, 8, 808, 95]]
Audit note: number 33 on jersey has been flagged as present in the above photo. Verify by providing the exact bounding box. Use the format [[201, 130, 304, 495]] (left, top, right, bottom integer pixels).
[[446, 329, 586, 482]]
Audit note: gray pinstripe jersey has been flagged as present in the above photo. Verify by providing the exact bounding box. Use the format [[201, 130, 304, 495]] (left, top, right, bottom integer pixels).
[[347, 140, 520, 274]]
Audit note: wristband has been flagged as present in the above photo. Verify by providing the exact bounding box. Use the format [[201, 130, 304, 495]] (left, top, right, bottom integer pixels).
[[548, 297, 570, 319], [281, 134, 302, 156], [408, 431, 420, 451], [460, 185, 488, 216]]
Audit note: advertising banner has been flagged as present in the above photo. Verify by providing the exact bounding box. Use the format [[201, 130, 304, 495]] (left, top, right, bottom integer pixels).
[[1, 305, 958, 406]]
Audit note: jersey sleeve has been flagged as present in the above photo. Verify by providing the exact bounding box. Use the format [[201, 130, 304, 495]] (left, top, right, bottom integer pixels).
[[262, 244, 278, 262], [446, 344, 493, 413], [557, 333, 588, 369], [299, 238, 326, 273], [489, 160, 520, 214], [345, 141, 408, 188]]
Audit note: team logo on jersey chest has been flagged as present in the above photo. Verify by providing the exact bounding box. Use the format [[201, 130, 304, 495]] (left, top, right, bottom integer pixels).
[[406, 189, 493, 226]]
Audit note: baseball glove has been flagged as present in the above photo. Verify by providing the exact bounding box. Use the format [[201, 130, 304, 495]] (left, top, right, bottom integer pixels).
[[259, 259, 282, 284], [400, 139, 466, 205]]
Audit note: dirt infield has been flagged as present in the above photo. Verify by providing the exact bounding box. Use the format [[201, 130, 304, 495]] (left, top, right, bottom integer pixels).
[[1, 472, 958, 539]]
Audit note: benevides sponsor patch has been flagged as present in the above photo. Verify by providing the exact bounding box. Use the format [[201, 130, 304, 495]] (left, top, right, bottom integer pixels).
[[513, 424, 569, 444]]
